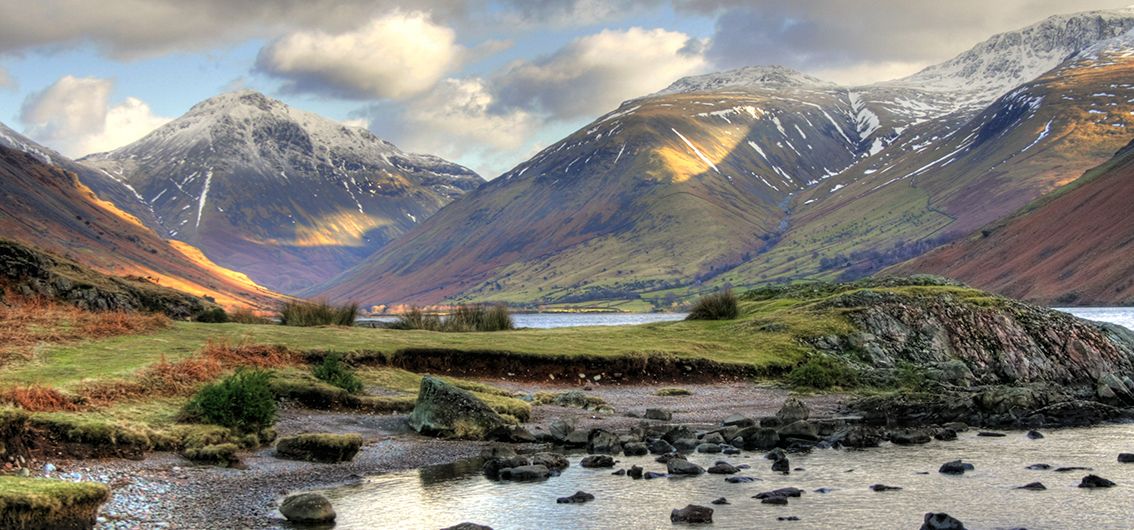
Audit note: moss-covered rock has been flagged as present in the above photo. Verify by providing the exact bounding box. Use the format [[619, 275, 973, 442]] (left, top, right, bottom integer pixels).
[[409, 376, 507, 440], [182, 443, 241, 467], [274, 433, 363, 463], [0, 477, 109, 530]]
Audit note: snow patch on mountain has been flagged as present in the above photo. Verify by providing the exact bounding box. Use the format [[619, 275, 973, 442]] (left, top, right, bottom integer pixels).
[[657, 66, 837, 95]]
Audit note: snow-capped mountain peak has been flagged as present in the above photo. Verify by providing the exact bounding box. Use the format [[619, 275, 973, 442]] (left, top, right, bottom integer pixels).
[[656, 65, 837, 95]]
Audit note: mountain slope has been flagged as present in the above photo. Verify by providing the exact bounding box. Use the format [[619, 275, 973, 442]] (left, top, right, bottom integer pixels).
[[313, 7, 1134, 307], [80, 90, 482, 293], [0, 131, 276, 309], [890, 138, 1134, 305]]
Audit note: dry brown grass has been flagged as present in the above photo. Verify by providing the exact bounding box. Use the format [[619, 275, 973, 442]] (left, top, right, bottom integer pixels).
[[80, 339, 295, 405], [0, 385, 84, 412], [0, 292, 169, 364]]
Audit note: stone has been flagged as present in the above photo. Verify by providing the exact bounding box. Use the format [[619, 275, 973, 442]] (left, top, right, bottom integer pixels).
[[1026, 430, 1044, 439], [771, 457, 790, 474], [662, 426, 697, 443], [587, 430, 622, 454], [443, 524, 493, 530], [920, 512, 966, 530], [841, 426, 882, 448], [612, 469, 626, 476], [743, 428, 780, 451], [564, 430, 591, 448], [579, 455, 615, 468], [754, 488, 803, 499], [530, 453, 569, 471], [1118, 453, 1134, 463], [1079, 474, 1116, 488], [1016, 482, 1046, 490], [761, 496, 789, 505], [890, 430, 931, 445], [707, 462, 739, 475], [1026, 463, 1051, 470], [977, 431, 1006, 437], [870, 484, 902, 491], [499, 465, 550, 481], [623, 442, 648, 456], [486, 425, 536, 443], [549, 418, 575, 442], [726, 476, 757, 483], [649, 439, 676, 454], [409, 376, 506, 439], [655, 453, 683, 464], [279, 493, 335, 524], [645, 408, 673, 421], [672, 438, 699, 452], [933, 429, 958, 441], [776, 398, 810, 424], [1054, 466, 1091, 472], [722, 414, 755, 428], [778, 516, 801, 521], [938, 460, 974, 475], [670, 505, 713, 524], [696, 443, 722, 454], [483, 456, 530, 478], [667, 459, 705, 476], [644, 471, 667, 479], [556, 491, 595, 504], [628, 465, 644, 479], [701, 432, 725, 445], [711, 497, 729, 505], [778, 420, 820, 441], [814, 487, 833, 494]]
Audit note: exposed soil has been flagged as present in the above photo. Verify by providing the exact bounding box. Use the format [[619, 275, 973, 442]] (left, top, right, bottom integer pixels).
[[29, 380, 838, 529]]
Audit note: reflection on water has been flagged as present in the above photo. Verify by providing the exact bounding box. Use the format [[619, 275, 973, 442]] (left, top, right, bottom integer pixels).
[[323, 425, 1134, 530]]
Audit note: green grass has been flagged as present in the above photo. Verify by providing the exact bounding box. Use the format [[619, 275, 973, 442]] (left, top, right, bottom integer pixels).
[[0, 477, 109, 530]]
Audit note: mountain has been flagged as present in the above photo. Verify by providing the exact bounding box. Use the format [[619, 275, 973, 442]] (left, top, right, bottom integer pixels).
[[0, 126, 276, 309], [891, 138, 1134, 306], [79, 90, 482, 293], [312, 8, 1134, 307]]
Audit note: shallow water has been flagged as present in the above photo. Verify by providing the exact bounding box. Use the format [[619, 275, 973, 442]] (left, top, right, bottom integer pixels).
[[323, 425, 1134, 529]]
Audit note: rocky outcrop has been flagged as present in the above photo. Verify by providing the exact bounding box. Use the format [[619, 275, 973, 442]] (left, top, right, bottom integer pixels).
[[408, 376, 506, 439]]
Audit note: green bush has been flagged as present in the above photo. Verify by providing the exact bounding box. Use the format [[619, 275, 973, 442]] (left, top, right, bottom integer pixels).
[[685, 289, 739, 320], [183, 369, 277, 433], [785, 355, 859, 390], [278, 300, 357, 327], [312, 353, 363, 394], [194, 307, 228, 323], [390, 304, 514, 332]]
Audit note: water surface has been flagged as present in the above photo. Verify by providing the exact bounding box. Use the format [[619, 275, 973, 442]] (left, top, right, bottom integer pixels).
[[359, 312, 688, 329], [324, 425, 1134, 529]]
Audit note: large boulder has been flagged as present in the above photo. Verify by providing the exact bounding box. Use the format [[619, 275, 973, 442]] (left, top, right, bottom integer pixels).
[[587, 430, 622, 454], [280, 493, 336, 524], [499, 465, 550, 481], [409, 376, 506, 439], [776, 398, 810, 424], [667, 458, 705, 476], [671, 505, 713, 524], [742, 427, 780, 450], [920, 512, 966, 530], [531, 452, 569, 471]]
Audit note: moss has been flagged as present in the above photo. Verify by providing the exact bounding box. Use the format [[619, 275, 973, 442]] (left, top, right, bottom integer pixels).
[[476, 393, 531, 423], [182, 443, 240, 467], [275, 433, 362, 463], [0, 477, 109, 530], [656, 387, 692, 396]]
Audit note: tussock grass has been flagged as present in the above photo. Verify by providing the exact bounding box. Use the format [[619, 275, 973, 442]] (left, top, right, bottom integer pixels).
[[0, 386, 83, 412], [685, 289, 739, 320], [390, 304, 514, 332], [278, 299, 357, 327]]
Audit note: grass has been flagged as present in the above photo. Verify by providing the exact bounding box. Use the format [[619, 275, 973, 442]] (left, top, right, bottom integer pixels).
[[390, 304, 515, 332], [278, 299, 358, 327], [0, 476, 109, 530], [685, 290, 739, 320]]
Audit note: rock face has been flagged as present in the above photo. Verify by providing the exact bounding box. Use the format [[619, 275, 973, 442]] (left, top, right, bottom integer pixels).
[[279, 493, 336, 524], [408, 376, 506, 439]]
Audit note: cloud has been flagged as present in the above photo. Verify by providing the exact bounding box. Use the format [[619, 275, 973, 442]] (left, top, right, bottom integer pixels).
[[19, 75, 170, 157], [339, 117, 370, 129], [494, 27, 708, 119], [0, 0, 476, 58], [0, 67, 13, 89], [256, 12, 463, 100], [496, 0, 665, 27], [688, 0, 1134, 84]]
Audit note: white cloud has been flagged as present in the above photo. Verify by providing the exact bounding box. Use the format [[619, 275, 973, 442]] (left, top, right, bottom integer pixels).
[[495, 27, 708, 120], [0, 67, 13, 89], [339, 117, 370, 129], [257, 12, 463, 100], [19, 75, 170, 157]]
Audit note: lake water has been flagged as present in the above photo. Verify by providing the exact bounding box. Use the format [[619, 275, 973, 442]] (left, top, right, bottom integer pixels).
[[1057, 307, 1134, 331], [360, 312, 689, 329], [323, 425, 1134, 529]]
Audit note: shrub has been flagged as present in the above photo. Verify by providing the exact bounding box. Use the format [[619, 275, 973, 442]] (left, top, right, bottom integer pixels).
[[785, 355, 859, 390], [390, 304, 514, 332], [685, 290, 739, 320], [226, 308, 272, 325], [183, 369, 277, 433], [312, 353, 363, 394], [278, 300, 357, 327], [194, 307, 228, 323]]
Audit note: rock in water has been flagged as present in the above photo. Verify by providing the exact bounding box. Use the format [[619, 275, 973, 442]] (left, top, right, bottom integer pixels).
[[670, 505, 713, 524], [707, 462, 739, 474], [579, 455, 615, 468], [761, 496, 789, 505], [587, 429, 622, 454], [442, 524, 493, 530], [280, 493, 336, 524], [776, 397, 810, 424], [1026, 430, 1044, 439], [556, 491, 595, 504], [711, 497, 729, 505], [920, 512, 966, 530], [754, 487, 803, 499], [1016, 482, 1046, 490], [628, 465, 644, 479], [667, 459, 705, 476], [1079, 474, 1116, 488], [938, 460, 974, 475], [531, 452, 570, 471], [1118, 453, 1134, 463], [408, 376, 506, 439], [870, 484, 902, 492], [623, 442, 648, 456], [498, 465, 550, 481], [771, 457, 790, 474]]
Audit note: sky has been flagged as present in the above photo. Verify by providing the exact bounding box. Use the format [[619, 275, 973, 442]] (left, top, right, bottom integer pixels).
[[0, 0, 1130, 179]]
